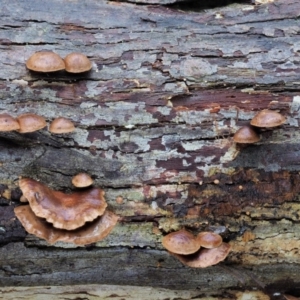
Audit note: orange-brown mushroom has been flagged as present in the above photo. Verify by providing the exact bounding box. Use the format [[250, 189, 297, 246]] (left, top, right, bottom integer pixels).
[[14, 205, 118, 245], [233, 125, 260, 144], [162, 229, 200, 255], [19, 178, 107, 230], [197, 232, 223, 249], [64, 52, 92, 73], [72, 173, 93, 188], [17, 113, 47, 133], [0, 113, 20, 131], [171, 242, 231, 268], [26, 51, 65, 72], [49, 117, 75, 134], [250, 109, 286, 128]]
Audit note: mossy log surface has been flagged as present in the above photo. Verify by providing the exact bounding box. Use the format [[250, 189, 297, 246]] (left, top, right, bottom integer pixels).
[[1, 0, 300, 298]]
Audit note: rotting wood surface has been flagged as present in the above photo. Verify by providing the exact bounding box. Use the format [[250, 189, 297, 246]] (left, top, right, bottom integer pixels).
[[1, 0, 300, 298]]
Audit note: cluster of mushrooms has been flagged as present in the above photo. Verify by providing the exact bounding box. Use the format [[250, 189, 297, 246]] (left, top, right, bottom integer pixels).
[[0, 113, 75, 134], [26, 51, 92, 73], [14, 176, 119, 245], [162, 229, 231, 268], [233, 109, 286, 144]]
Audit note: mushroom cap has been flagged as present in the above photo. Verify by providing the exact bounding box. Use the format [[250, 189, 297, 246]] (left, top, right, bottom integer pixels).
[[72, 173, 94, 188], [197, 232, 223, 249], [233, 125, 260, 144], [17, 113, 47, 133], [64, 52, 92, 73], [14, 205, 118, 245], [162, 229, 200, 255], [26, 51, 65, 72], [250, 109, 286, 128], [19, 178, 107, 230], [49, 117, 75, 134], [0, 113, 20, 131], [171, 242, 231, 268]]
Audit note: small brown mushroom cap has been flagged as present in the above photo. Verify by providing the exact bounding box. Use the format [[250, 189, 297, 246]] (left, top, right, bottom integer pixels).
[[233, 125, 260, 144], [26, 51, 65, 72], [19, 178, 107, 230], [162, 229, 200, 255], [49, 117, 75, 134], [17, 113, 47, 133], [72, 173, 94, 188], [171, 242, 231, 268], [64, 52, 92, 73], [14, 205, 118, 245], [250, 109, 286, 128], [197, 232, 223, 249], [0, 113, 20, 131]]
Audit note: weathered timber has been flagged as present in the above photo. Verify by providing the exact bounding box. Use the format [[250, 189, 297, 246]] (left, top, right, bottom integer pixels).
[[1, 0, 300, 299]]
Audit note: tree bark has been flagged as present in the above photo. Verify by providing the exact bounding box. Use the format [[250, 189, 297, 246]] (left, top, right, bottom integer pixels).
[[1, 0, 300, 298]]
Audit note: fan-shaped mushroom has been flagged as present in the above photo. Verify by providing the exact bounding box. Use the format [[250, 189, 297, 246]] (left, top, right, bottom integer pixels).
[[233, 125, 260, 144], [49, 117, 75, 134], [197, 232, 223, 249], [64, 52, 92, 73], [17, 113, 46, 133], [19, 178, 107, 230], [0, 114, 20, 131], [250, 109, 285, 128], [72, 173, 93, 188], [14, 205, 118, 245]]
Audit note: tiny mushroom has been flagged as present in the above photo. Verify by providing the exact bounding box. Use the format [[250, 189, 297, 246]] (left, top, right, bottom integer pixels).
[[171, 242, 231, 268], [26, 51, 65, 72], [197, 232, 223, 249], [0, 113, 20, 131], [17, 113, 47, 133], [14, 205, 119, 245], [49, 117, 75, 134], [72, 173, 94, 188], [64, 52, 92, 73], [162, 229, 200, 255], [19, 177, 107, 230], [233, 125, 260, 144], [250, 109, 286, 128]]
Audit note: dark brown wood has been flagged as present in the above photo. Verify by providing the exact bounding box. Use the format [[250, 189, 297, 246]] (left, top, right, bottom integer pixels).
[[1, 0, 300, 298]]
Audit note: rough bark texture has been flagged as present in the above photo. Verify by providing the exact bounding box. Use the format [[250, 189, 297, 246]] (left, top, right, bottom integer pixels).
[[1, 0, 300, 299]]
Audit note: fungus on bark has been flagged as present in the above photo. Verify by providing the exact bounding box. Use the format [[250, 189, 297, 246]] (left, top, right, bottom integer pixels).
[[197, 232, 223, 249], [26, 51, 65, 72], [0, 113, 20, 131], [162, 229, 200, 255], [19, 178, 107, 230], [171, 242, 231, 268], [64, 52, 92, 73], [14, 205, 119, 245], [17, 113, 47, 133], [72, 173, 94, 188], [250, 109, 286, 128], [233, 125, 260, 144], [49, 117, 75, 134]]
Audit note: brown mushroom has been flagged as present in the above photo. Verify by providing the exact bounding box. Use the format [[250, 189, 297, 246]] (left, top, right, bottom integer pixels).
[[233, 125, 260, 144], [250, 109, 286, 128], [26, 51, 65, 72], [162, 229, 200, 255], [64, 52, 92, 73], [49, 117, 75, 134], [0, 113, 20, 131], [72, 173, 94, 188], [19, 178, 107, 230], [197, 232, 223, 249], [14, 205, 118, 245], [171, 242, 231, 268], [17, 113, 47, 133]]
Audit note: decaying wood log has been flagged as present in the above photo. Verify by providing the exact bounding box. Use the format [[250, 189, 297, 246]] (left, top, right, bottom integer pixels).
[[1, 0, 300, 298]]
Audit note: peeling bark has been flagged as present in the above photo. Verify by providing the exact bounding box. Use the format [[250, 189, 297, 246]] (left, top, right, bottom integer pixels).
[[1, 0, 300, 298]]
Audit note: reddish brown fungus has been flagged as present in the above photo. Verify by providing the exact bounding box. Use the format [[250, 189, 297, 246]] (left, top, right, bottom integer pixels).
[[162, 229, 200, 255], [49, 117, 75, 134], [19, 178, 107, 230], [72, 173, 94, 188], [0, 114, 20, 131], [197, 232, 223, 249], [26, 51, 65, 72], [64, 52, 92, 73], [171, 242, 231, 268], [14, 205, 118, 245], [17, 113, 46, 133], [233, 125, 260, 144], [250, 109, 285, 128]]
